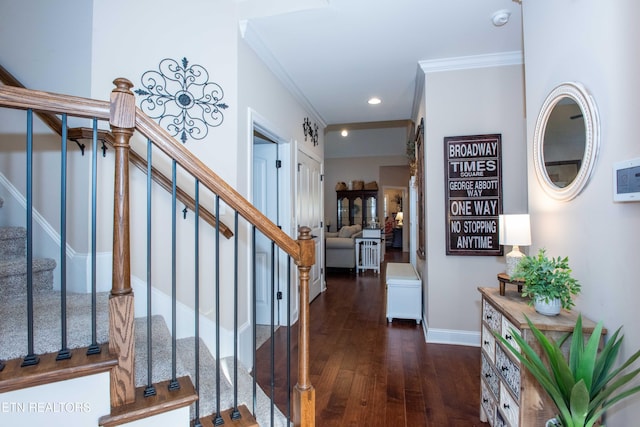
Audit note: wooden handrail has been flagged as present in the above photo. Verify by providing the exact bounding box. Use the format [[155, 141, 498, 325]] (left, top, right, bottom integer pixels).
[[0, 64, 69, 132], [0, 65, 233, 239], [0, 84, 111, 119], [67, 128, 233, 239]]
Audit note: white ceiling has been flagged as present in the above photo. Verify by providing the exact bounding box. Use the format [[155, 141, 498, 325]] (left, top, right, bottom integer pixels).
[[241, 0, 524, 127]]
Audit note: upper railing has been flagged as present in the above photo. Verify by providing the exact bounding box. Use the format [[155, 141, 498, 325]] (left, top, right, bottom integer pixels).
[[0, 78, 315, 426], [0, 64, 233, 239]]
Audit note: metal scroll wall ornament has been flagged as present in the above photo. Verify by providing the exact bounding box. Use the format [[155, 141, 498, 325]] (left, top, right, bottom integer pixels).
[[303, 117, 319, 146], [134, 57, 229, 143]]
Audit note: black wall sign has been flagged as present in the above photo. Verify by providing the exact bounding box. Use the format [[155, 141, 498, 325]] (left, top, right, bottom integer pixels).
[[444, 134, 503, 256]]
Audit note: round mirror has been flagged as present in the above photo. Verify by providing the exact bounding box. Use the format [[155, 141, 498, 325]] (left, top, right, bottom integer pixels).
[[533, 82, 600, 201]]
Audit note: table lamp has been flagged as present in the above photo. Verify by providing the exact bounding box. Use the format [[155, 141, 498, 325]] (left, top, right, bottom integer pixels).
[[499, 214, 531, 277], [395, 211, 403, 227]]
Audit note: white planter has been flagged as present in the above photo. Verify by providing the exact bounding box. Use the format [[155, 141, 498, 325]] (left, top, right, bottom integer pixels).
[[545, 418, 562, 427], [534, 296, 562, 316]]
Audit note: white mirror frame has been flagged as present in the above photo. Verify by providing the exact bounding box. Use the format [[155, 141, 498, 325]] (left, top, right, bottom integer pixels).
[[533, 82, 600, 201]]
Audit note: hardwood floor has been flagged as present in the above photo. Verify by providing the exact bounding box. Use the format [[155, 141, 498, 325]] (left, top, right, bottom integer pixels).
[[255, 249, 489, 426]]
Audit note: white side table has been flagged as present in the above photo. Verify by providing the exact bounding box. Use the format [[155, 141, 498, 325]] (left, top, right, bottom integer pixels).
[[355, 237, 381, 275]]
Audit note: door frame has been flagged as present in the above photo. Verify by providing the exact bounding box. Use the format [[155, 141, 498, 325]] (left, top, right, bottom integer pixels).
[[382, 185, 409, 252], [247, 109, 297, 326]]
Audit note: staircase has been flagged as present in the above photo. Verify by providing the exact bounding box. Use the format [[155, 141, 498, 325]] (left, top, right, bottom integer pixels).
[[0, 203, 280, 425], [0, 77, 316, 426]]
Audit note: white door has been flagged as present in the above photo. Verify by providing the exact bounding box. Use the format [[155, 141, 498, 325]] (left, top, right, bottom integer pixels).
[[253, 141, 279, 325], [297, 151, 323, 301]]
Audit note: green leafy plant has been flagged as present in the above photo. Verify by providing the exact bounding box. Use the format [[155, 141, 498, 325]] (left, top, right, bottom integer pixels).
[[496, 315, 640, 427], [512, 248, 581, 310]]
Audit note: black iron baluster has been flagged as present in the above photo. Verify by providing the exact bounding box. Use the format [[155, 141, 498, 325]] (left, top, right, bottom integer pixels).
[[286, 256, 292, 422], [144, 139, 156, 398], [270, 241, 276, 427], [231, 210, 241, 420], [169, 160, 180, 391], [193, 181, 202, 427], [213, 194, 223, 426], [22, 109, 39, 367], [57, 114, 71, 361], [252, 226, 258, 417], [87, 118, 101, 355]]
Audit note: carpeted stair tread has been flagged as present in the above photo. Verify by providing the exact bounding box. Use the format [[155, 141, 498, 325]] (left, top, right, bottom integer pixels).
[[134, 315, 189, 387], [175, 338, 287, 426], [0, 256, 56, 274], [0, 225, 26, 238], [0, 226, 27, 258], [0, 289, 109, 360], [0, 256, 56, 294]]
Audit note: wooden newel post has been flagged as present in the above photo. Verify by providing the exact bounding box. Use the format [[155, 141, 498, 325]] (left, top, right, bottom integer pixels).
[[109, 78, 136, 406], [293, 226, 316, 427]]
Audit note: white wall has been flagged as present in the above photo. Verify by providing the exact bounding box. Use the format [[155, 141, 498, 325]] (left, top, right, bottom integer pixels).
[[523, 1, 640, 425], [325, 126, 407, 159], [0, 0, 93, 98], [419, 63, 527, 343]]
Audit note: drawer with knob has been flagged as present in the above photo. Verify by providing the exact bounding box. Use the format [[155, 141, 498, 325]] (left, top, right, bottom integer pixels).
[[499, 384, 520, 427], [496, 344, 521, 401], [480, 380, 497, 426]]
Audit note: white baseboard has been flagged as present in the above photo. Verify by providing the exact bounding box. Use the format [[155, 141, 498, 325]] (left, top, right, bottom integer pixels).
[[425, 327, 480, 347]]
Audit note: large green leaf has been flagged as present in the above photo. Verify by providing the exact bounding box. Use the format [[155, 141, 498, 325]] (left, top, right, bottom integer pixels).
[[575, 317, 603, 392], [569, 380, 589, 425], [592, 329, 622, 393], [569, 315, 584, 374]]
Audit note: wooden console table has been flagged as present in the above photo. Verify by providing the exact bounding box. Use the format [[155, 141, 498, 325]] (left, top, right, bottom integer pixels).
[[478, 286, 604, 427]]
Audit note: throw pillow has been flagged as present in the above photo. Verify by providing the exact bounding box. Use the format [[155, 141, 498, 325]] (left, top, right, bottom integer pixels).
[[338, 225, 354, 238]]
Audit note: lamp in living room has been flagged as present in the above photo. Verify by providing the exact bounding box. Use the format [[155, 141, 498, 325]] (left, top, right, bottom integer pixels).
[[499, 214, 531, 277], [395, 211, 403, 227]]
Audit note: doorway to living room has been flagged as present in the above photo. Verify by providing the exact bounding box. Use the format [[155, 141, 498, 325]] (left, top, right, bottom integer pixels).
[[382, 185, 408, 252]]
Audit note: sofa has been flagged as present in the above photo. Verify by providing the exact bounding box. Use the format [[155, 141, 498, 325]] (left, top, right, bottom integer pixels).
[[325, 224, 362, 269]]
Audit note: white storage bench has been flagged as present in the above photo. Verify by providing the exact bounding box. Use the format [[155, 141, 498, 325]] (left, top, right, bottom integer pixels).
[[385, 262, 422, 324]]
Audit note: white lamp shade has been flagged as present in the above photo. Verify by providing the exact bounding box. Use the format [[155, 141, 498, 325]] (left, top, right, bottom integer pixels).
[[395, 211, 403, 226], [499, 214, 531, 246]]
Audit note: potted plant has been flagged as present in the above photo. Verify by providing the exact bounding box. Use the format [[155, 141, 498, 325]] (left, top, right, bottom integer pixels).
[[496, 315, 640, 427], [512, 248, 581, 315]]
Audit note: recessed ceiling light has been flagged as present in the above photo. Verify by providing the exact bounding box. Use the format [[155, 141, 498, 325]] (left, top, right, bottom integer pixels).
[[341, 129, 349, 137], [368, 97, 382, 105]]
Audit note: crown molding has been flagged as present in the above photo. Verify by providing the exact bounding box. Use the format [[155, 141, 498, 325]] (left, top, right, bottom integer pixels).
[[419, 50, 523, 74], [325, 119, 412, 133], [240, 20, 326, 128], [411, 64, 426, 121]]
